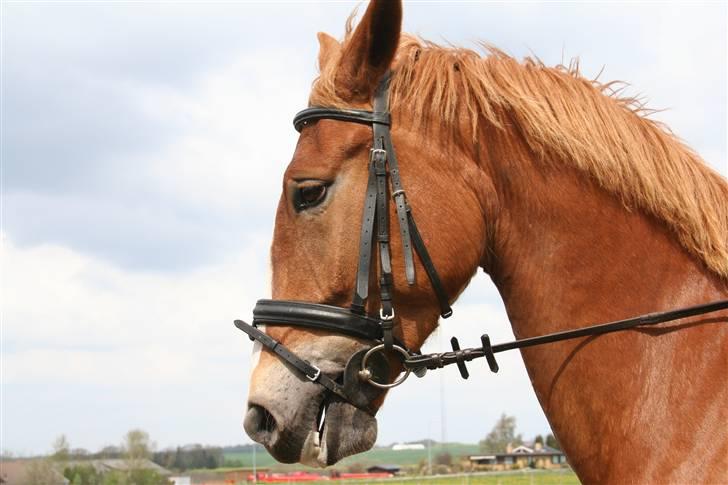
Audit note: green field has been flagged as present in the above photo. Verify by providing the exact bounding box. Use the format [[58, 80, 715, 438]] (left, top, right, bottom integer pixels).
[[224, 443, 481, 471], [221, 445, 580, 484]]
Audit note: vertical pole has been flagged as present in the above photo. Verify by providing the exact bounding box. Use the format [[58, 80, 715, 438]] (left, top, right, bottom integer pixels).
[[427, 422, 432, 476], [252, 443, 257, 483], [439, 329, 447, 463]]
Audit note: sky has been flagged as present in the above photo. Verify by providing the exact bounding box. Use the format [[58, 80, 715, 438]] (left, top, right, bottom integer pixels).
[[2, 1, 726, 456]]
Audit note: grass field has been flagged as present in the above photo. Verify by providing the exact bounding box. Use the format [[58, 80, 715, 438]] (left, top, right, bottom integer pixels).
[[224, 443, 481, 471], [221, 446, 580, 484]]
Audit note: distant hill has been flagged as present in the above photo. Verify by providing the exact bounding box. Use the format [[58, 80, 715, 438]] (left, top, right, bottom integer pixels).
[[222, 443, 266, 454]]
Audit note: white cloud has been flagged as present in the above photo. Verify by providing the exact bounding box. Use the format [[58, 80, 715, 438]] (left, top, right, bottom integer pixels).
[[135, 48, 315, 211], [2, 233, 267, 351], [629, 4, 727, 174], [1, 233, 269, 451]]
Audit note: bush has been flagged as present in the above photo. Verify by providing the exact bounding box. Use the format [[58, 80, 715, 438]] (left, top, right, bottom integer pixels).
[[345, 462, 365, 473], [63, 465, 102, 485], [435, 452, 452, 466]]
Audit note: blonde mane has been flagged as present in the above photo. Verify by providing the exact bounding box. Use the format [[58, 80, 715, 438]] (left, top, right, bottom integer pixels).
[[311, 32, 728, 279]]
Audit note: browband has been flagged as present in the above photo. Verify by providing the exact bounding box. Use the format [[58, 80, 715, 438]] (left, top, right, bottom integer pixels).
[[294, 107, 390, 132]]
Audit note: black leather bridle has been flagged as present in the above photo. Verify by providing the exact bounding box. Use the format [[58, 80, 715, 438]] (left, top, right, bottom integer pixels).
[[235, 73, 728, 415], [235, 73, 452, 413]]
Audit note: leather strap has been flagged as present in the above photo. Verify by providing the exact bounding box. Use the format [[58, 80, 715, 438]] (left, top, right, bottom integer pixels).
[[373, 146, 393, 316], [403, 298, 728, 376], [351, 155, 379, 314], [386, 137, 416, 286], [374, 77, 416, 286], [235, 319, 376, 414], [407, 207, 453, 318], [294, 107, 390, 132], [254, 300, 384, 341]]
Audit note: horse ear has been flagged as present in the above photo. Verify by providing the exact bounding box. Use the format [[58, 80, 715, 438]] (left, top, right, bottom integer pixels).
[[335, 0, 402, 102], [317, 32, 340, 70]]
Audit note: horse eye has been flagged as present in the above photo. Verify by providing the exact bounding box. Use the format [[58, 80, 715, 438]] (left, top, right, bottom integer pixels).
[[293, 183, 328, 211]]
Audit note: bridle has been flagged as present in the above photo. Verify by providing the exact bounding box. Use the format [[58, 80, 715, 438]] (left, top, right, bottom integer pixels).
[[235, 72, 728, 415], [235, 73, 452, 413]]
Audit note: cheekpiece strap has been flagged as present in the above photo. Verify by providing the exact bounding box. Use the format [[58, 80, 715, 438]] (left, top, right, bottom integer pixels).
[[234, 319, 377, 414]]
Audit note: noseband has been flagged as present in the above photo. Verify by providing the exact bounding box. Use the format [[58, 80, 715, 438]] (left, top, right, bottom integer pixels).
[[235, 73, 728, 415]]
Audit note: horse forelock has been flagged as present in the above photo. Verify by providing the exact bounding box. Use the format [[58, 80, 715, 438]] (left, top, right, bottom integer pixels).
[[310, 31, 728, 280]]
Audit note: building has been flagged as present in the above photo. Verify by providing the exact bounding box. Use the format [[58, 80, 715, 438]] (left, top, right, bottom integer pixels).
[[1, 458, 173, 485], [68, 458, 172, 476], [0, 460, 69, 485], [469, 442, 567, 471], [391, 443, 425, 451]]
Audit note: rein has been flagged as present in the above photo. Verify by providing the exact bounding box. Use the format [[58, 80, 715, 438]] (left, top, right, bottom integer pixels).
[[403, 299, 728, 378], [235, 72, 728, 414]]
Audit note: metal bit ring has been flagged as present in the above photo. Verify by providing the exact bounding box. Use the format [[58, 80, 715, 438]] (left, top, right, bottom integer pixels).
[[360, 344, 411, 389]]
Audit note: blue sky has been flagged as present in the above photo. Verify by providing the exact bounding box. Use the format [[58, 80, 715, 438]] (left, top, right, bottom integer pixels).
[[2, 2, 726, 455]]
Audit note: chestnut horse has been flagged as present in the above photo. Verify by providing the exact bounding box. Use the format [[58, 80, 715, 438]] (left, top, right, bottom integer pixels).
[[242, 1, 728, 482]]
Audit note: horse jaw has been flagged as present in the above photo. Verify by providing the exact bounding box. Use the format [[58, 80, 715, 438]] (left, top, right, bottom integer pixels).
[[246, 334, 379, 466], [300, 400, 378, 467]]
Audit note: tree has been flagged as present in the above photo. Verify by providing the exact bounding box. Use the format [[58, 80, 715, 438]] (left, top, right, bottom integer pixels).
[[118, 430, 170, 484], [53, 434, 71, 462], [479, 413, 523, 453], [123, 429, 152, 467], [63, 464, 102, 485], [121, 429, 152, 462], [534, 434, 544, 446], [98, 445, 122, 459], [546, 433, 561, 450], [435, 452, 452, 466], [173, 447, 184, 470]]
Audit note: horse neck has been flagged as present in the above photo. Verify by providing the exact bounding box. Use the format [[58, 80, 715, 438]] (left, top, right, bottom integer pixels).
[[475, 127, 728, 482], [486, 157, 726, 332]]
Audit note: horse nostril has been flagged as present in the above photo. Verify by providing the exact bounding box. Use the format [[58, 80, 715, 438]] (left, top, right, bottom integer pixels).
[[244, 404, 277, 443]]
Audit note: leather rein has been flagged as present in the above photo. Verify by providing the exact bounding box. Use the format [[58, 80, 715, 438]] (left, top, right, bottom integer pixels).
[[234, 73, 728, 415]]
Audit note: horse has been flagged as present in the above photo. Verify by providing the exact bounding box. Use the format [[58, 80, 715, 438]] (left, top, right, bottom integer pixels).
[[240, 1, 728, 482]]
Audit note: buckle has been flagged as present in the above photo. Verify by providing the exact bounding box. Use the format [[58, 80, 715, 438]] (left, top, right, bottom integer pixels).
[[370, 148, 387, 167], [307, 365, 321, 382], [379, 308, 395, 321]]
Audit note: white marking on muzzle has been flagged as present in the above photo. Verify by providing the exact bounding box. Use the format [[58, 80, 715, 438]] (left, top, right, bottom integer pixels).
[[250, 325, 264, 375]]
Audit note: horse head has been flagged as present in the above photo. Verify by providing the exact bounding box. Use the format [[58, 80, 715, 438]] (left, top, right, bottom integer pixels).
[[242, 0, 490, 466]]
